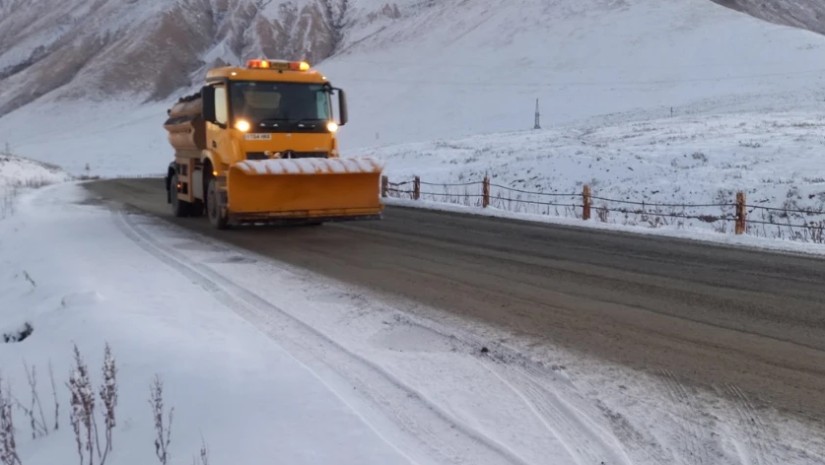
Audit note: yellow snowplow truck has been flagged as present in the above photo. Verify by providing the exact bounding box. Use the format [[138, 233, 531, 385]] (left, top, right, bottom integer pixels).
[[163, 59, 383, 229]]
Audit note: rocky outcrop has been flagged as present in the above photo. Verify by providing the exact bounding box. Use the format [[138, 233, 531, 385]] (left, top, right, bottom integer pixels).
[[0, 0, 354, 115], [711, 0, 825, 36]]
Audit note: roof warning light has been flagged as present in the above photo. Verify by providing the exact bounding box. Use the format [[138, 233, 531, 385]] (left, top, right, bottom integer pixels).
[[246, 59, 310, 71]]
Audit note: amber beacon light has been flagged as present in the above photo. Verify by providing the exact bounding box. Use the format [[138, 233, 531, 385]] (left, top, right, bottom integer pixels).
[[246, 59, 311, 71]]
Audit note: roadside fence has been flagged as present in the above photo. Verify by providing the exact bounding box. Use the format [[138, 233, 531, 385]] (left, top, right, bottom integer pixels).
[[381, 175, 825, 244]]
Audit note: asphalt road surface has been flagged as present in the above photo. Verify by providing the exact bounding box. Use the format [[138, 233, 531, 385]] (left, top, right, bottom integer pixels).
[[85, 178, 825, 425]]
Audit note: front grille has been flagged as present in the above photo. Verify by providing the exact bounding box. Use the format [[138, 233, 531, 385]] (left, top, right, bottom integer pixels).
[[246, 151, 328, 160]]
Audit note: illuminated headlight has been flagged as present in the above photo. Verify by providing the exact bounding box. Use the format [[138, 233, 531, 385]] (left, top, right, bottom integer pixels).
[[326, 121, 339, 133], [235, 120, 251, 132]]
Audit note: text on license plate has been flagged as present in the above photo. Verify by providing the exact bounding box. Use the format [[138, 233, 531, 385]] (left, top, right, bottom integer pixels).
[[245, 133, 272, 141]]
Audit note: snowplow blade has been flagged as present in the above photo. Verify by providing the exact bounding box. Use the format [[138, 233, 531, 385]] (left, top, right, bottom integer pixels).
[[227, 157, 383, 222]]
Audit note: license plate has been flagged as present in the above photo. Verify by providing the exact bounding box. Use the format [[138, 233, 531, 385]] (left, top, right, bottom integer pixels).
[[245, 133, 271, 141]]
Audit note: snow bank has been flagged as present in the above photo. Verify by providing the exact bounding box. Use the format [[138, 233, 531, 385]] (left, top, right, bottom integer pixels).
[[0, 183, 411, 465], [0, 153, 70, 190], [0, 153, 71, 219], [373, 111, 825, 242]]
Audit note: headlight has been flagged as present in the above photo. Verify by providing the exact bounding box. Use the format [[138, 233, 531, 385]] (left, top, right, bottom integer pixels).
[[326, 121, 339, 133], [235, 120, 251, 132]]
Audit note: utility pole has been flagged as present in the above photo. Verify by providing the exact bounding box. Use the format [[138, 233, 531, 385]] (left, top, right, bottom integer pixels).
[[533, 98, 541, 130]]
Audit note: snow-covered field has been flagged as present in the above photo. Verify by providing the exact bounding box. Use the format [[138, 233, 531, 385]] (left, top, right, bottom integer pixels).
[[372, 110, 825, 242], [2, 161, 824, 465]]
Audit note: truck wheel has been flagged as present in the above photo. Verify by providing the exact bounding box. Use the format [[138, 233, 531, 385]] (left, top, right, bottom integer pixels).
[[206, 177, 228, 229], [170, 173, 191, 217]]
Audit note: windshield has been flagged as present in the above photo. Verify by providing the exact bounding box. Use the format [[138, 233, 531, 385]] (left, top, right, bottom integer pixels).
[[229, 81, 331, 127]]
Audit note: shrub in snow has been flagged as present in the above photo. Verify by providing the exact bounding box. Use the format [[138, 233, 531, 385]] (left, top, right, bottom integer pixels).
[[68, 343, 118, 465], [0, 378, 22, 465], [150, 375, 173, 465]]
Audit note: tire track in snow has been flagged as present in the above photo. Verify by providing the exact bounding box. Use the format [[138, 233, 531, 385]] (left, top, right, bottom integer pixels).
[[480, 361, 635, 465], [114, 210, 531, 465], [724, 384, 775, 465], [592, 399, 673, 465], [378, 313, 637, 465], [659, 370, 714, 465]]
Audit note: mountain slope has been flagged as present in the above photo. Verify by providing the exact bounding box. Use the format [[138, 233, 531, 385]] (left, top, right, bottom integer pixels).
[[319, 0, 825, 148], [0, 0, 353, 114], [711, 0, 825, 36], [0, 0, 823, 175]]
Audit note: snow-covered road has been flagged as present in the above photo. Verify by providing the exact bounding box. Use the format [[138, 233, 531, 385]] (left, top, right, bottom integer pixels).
[[2, 160, 824, 464]]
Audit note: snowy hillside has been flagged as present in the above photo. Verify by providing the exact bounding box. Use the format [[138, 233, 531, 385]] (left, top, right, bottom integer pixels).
[[712, 0, 825, 36], [0, 0, 824, 178], [0, 0, 354, 114], [321, 0, 825, 149]]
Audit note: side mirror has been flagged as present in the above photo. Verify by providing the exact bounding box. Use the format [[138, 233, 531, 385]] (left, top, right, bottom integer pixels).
[[336, 88, 348, 126], [201, 86, 216, 123]]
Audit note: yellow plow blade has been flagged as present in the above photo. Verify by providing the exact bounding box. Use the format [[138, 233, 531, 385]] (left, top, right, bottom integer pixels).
[[227, 157, 383, 221]]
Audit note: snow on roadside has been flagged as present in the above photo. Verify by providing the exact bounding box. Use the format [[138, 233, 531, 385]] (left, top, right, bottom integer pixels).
[[0, 153, 71, 219], [0, 153, 70, 191], [0, 183, 412, 465], [370, 111, 825, 243]]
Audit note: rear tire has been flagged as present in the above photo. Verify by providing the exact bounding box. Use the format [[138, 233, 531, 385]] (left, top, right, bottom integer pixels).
[[206, 176, 229, 230], [169, 173, 191, 217]]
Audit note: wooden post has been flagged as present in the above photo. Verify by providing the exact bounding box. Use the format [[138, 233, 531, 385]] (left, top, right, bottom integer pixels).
[[482, 176, 490, 208], [413, 176, 420, 200], [381, 175, 389, 198], [582, 185, 592, 220], [735, 191, 746, 235]]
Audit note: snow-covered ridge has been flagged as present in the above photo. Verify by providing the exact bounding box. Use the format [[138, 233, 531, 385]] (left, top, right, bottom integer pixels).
[[0, 153, 70, 190], [0, 0, 380, 114], [711, 0, 825, 36]]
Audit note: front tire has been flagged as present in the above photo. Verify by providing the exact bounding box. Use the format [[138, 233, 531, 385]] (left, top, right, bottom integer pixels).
[[206, 176, 228, 229], [169, 173, 191, 217]]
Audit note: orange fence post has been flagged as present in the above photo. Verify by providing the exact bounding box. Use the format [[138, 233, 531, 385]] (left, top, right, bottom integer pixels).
[[583, 185, 592, 220], [413, 176, 420, 200], [736, 192, 746, 235], [381, 175, 389, 198], [482, 176, 490, 208]]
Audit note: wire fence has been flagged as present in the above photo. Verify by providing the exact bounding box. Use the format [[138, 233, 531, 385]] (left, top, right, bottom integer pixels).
[[383, 176, 825, 244]]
